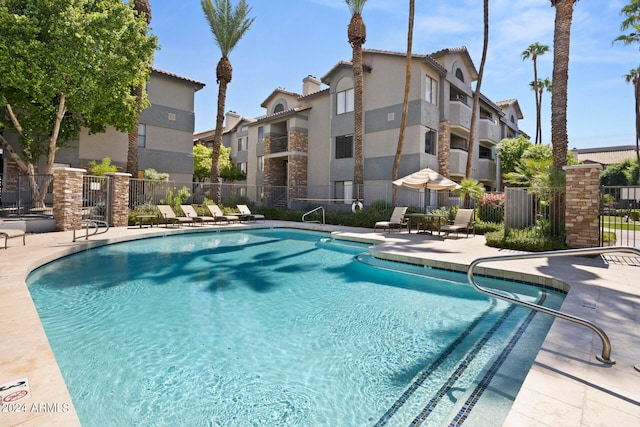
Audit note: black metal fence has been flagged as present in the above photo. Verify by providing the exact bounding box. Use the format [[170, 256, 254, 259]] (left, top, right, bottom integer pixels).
[[0, 173, 53, 217], [600, 186, 639, 247]]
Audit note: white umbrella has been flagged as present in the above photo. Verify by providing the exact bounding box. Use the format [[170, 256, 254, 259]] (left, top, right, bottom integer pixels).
[[392, 168, 461, 190]]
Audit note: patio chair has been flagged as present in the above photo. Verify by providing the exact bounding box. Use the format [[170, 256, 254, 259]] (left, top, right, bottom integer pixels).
[[236, 204, 265, 222], [206, 205, 241, 224], [0, 227, 26, 249], [440, 208, 475, 238], [374, 207, 408, 233], [180, 205, 216, 226], [157, 205, 194, 227]]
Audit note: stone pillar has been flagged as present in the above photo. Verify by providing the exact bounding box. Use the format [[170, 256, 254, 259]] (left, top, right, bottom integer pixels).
[[563, 164, 602, 248], [53, 167, 86, 231], [106, 172, 131, 227], [438, 119, 451, 207]]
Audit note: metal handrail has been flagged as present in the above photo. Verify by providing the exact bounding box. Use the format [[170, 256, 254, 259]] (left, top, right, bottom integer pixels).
[[73, 219, 110, 242], [302, 206, 325, 224], [468, 246, 640, 365]]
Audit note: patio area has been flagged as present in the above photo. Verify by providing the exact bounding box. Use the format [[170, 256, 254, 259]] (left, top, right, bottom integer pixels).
[[0, 221, 638, 426]]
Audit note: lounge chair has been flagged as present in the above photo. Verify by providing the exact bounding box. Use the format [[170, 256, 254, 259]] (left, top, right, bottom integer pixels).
[[0, 227, 26, 249], [236, 204, 265, 222], [157, 205, 194, 227], [440, 208, 475, 238], [206, 205, 240, 224], [180, 205, 215, 225], [374, 207, 408, 233]]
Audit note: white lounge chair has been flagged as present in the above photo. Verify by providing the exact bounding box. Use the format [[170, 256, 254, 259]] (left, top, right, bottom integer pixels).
[[374, 207, 408, 233], [206, 205, 240, 224], [0, 228, 26, 249], [157, 205, 194, 227], [236, 204, 265, 222], [440, 208, 475, 238], [180, 205, 215, 225]]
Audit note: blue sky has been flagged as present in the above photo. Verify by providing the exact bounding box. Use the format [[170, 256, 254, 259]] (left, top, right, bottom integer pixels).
[[150, 0, 637, 150]]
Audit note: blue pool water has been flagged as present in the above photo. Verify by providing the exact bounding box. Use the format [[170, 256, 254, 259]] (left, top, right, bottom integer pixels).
[[27, 229, 564, 426]]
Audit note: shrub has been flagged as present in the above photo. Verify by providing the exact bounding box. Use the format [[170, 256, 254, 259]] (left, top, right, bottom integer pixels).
[[474, 222, 502, 235], [485, 225, 566, 251], [88, 157, 118, 176], [477, 193, 504, 223]]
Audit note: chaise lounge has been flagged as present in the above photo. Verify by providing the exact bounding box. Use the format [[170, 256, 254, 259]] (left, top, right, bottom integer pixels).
[[157, 205, 195, 227], [374, 207, 408, 233], [440, 208, 475, 238], [206, 205, 241, 224], [180, 205, 216, 225], [0, 227, 26, 249], [236, 205, 265, 222]]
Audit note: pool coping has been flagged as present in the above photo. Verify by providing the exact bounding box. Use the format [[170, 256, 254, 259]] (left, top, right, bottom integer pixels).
[[1, 222, 638, 426]]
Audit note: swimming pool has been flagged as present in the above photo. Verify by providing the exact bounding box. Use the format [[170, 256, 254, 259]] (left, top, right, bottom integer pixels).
[[27, 228, 565, 426]]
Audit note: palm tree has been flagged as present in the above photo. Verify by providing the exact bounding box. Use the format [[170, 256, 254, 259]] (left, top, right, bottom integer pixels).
[[126, 0, 152, 177], [529, 77, 552, 144], [391, 0, 414, 207], [455, 178, 485, 209], [345, 0, 368, 200], [549, 0, 577, 171], [624, 67, 640, 185], [465, 0, 489, 179], [522, 43, 550, 145], [201, 0, 254, 202]]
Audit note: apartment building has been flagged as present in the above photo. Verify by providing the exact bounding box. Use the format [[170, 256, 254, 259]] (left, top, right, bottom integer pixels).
[[53, 68, 205, 182], [196, 47, 524, 208]]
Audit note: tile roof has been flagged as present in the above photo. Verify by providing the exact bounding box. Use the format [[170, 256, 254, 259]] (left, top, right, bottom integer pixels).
[[151, 68, 205, 91], [573, 145, 637, 165]]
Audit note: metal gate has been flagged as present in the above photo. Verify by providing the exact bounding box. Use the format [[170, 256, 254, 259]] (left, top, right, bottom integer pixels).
[[82, 175, 112, 225], [600, 186, 639, 247]]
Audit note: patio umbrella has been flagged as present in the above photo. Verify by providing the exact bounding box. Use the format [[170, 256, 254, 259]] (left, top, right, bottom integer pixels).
[[392, 168, 461, 210], [392, 168, 461, 190]]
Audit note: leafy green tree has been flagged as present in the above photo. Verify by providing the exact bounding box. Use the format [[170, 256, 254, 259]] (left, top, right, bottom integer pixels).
[[193, 144, 213, 181], [345, 0, 368, 196], [496, 136, 533, 175], [0, 0, 157, 207], [127, 0, 154, 177], [600, 158, 638, 186], [200, 0, 254, 202]]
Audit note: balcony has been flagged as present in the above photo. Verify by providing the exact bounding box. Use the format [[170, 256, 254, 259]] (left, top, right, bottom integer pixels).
[[449, 148, 468, 177], [476, 158, 497, 182], [448, 101, 471, 131], [478, 118, 501, 143]]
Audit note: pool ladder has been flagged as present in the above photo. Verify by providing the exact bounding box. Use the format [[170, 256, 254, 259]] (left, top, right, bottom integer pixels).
[[468, 246, 640, 366], [302, 206, 325, 225], [72, 219, 110, 242]]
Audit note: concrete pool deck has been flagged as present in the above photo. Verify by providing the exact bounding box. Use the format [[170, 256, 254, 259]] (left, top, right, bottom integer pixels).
[[0, 221, 638, 426]]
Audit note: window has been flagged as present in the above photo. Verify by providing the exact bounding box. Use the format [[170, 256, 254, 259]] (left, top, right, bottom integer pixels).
[[238, 162, 247, 174], [479, 145, 492, 160], [425, 76, 437, 104], [336, 88, 354, 115], [480, 108, 493, 121], [274, 103, 285, 114], [455, 68, 464, 82], [335, 180, 353, 204], [335, 135, 353, 159], [137, 123, 146, 148], [237, 137, 247, 151], [257, 155, 264, 172], [258, 126, 264, 142], [425, 129, 436, 155]]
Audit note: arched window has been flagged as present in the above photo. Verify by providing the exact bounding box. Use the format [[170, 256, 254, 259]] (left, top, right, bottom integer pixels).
[[274, 103, 285, 114], [510, 114, 515, 124], [455, 68, 464, 82]]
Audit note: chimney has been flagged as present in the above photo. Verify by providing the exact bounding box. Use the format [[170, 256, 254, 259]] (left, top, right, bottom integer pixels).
[[224, 111, 241, 130], [302, 75, 321, 96]]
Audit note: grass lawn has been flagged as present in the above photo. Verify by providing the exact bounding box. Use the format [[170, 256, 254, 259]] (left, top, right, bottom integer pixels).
[[600, 215, 640, 231]]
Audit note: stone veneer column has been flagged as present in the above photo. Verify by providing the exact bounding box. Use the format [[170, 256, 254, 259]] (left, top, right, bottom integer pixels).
[[288, 130, 308, 201], [53, 167, 86, 231], [437, 119, 451, 207], [563, 164, 602, 248], [106, 172, 131, 227]]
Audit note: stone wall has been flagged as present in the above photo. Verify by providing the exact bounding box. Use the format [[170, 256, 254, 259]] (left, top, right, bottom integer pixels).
[[437, 119, 451, 207], [564, 164, 602, 248]]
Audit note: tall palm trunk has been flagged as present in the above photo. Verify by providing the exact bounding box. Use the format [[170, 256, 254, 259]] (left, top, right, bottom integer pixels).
[[635, 75, 640, 185], [533, 58, 541, 144], [348, 13, 366, 198], [465, 0, 489, 179], [210, 56, 233, 203], [392, 0, 414, 207], [550, 0, 574, 170]]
